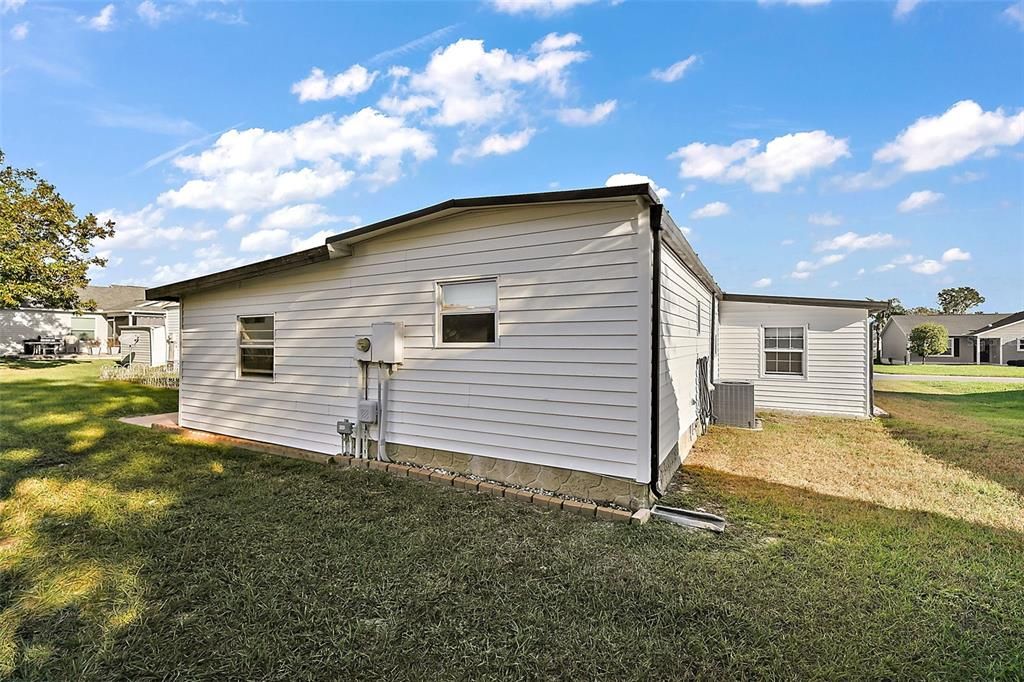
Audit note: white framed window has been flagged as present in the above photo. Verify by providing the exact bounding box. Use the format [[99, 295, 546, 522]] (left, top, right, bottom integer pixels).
[[1017, 338, 1024, 352], [238, 315, 275, 378], [928, 337, 958, 357], [763, 326, 805, 377], [437, 278, 497, 345], [70, 316, 96, 340]]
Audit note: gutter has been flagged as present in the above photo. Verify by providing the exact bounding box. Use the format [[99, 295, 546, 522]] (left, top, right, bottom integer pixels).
[[649, 203, 664, 500]]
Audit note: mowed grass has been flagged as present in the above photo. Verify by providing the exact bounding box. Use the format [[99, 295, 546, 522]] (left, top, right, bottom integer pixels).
[[875, 362, 1024, 378], [2, 362, 1024, 680]]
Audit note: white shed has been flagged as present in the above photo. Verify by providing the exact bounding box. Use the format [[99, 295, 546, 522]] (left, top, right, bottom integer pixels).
[[147, 185, 883, 508], [119, 326, 168, 367]]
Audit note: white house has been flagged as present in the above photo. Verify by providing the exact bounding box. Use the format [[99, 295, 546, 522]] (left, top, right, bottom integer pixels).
[[147, 185, 885, 509], [879, 312, 1024, 366]]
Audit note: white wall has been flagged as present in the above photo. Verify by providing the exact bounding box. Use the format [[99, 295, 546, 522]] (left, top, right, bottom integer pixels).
[[0, 309, 105, 355], [992, 320, 1024, 364], [164, 305, 180, 364], [179, 200, 648, 481], [879, 321, 908, 363], [657, 243, 713, 469], [718, 301, 870, 417]]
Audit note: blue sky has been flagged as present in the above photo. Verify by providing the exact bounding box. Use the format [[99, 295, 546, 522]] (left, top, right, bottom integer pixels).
[[2, 0, 1022, 311]]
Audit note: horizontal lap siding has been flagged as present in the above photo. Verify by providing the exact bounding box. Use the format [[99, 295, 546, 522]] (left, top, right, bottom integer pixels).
[[718, 301, 869, 417], [657, 245, 713, 465], [179, 201, 644, 480]]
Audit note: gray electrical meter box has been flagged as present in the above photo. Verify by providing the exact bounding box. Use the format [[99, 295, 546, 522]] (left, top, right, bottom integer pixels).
[[357, 399, 378, 424], [354, 336, 372, 362], [370, 321, 405, 364]]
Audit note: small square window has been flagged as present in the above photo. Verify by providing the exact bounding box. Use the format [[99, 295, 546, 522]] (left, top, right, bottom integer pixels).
[[239, 315, 274, 377], [438, 279, 497, 345], [764, 326, 805, 376]]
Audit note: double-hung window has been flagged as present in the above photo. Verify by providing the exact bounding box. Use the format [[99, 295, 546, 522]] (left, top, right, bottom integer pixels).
[[763, 326, 805, 376], [438, 279, 497, 344], [238, 315, 274, 378]]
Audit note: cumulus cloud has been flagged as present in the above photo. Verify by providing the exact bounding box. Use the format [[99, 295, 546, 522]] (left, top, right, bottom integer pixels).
[[690, 201, 730, 219], [159, 108, 435, 211], [605, 172, 670, 200], [453, 128, 536, 161], [557, 99, 617, 126], [897, 189, 944, 213], [152, 245, 250, 285], [670, 131, 850, 192], [814, 231, 898, 252], [93, 204, 215, 251], [791, 253, 845, 278], [941, 247, 971, 262], [488, 0, 597, 16], [259, 203, 359, 230], [753, 277, 772, 288], [137, 0, 170, 26], [1003, 1, 1024, 29], [240, 228, 290, 253], [875, 100, 1024, 172], [9, 20, 27, 39], [808, 211, 841, 226], [893, 0, 923, 19], [651, 55, 699, 83], [2, 0, 26, 13], [83, 4, 116, 31], [292, 65, 378, 102], [910, 259, 945, 275], [291, 229, 338, 252], [533, 32, 582, 52], [225, 214, 250, 230]]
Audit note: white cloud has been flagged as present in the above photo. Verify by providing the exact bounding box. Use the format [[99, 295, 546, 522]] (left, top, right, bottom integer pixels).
[[387, 37, 588, 127], [488, 0, 597, 16], [814, 231, 897, 252], [941, 247, 971, 262], [671, 131, 850, 192], [791, 271, 811, 279], [753, 277, 772, 288], [84, 4, 116, 31], [897, 189, 944, 213], [160, 108, 435, 210], [952, 170, 985, 183], [152, 245, 249, 285], [557, 99, 617, 126], [856, 268, 865, 276], [533, 32, 582, 52], [292, 65, 379, 102], [605, 173, 671, 200], [291, 229, 337, 252], [910, 259, 945, 275], [650, 55, 699, 83], [781, 238, 795, 246], [1004, 1, 1024, 29], [137, 1, 170, 26], [875, 100, 1024, 172], [792, 253, 845, 279], [894, 0, 923, 19], [690, 201, 730, 219], [9, 20, 27, 39], [892, 254, 917, 265], [240, 228, 290, 253], [92, 204, 216, 252], [454, 128, 535, 161], [225, 214, 249, 230], [808, 211, 841, 226], [259, 203, 358, 230], [2, 0, 26, 14]]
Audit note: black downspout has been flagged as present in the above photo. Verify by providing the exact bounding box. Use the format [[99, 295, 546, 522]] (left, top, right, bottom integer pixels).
[[649, 204, 664, 499], [709, 295, 717, 389]]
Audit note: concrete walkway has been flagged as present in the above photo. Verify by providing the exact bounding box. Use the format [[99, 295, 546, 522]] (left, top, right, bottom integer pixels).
[[118, 412, 179, 427], [876, 374, 1024, 384]]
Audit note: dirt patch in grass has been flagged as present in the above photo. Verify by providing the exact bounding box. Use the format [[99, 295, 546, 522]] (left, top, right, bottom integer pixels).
[[685, 411, 1024, 534]]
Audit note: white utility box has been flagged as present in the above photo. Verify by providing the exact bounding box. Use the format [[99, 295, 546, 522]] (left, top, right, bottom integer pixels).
[[370, 321, 405, 364]]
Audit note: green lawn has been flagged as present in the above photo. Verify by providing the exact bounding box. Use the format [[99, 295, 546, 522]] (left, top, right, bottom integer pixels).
[[2, 362, 1023, 679], [875, 362, 1024, 378]]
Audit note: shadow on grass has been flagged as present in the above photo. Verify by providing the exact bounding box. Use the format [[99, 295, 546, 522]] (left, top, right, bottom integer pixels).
[[876, 388, 1024, 495], [0, 359, 87, 370], [3, 363, 1024, 679]]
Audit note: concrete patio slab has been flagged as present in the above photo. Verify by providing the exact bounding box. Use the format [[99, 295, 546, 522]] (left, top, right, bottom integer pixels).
[[118, 412, 179, 428]]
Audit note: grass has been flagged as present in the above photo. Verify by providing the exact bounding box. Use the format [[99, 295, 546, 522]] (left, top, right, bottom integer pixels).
[[2, 361, 1023, 679], [875, 362, 1024, 378]]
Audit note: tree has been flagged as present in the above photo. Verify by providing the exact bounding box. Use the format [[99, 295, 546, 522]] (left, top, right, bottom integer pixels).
[[0, 151, 115, 310], [907, 306, 940, 315], [908, 323, 948, 364], [872, 298, 906, 362], [937, 287, 985, 314]]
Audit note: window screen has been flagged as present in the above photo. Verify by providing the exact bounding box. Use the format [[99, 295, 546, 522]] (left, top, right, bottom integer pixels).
[[239, 315, 274, 377], [764, 326, 804, 376], [439, 279, 497, 344]]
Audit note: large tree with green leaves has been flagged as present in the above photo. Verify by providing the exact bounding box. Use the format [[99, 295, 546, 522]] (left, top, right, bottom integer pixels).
[[937, 286, 985, 315], [908, 322, 949, 363], [0, 151, 115, 310]]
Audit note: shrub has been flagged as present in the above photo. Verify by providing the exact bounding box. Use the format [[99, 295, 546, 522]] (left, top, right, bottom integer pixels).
[[100, 364, 179, 388]]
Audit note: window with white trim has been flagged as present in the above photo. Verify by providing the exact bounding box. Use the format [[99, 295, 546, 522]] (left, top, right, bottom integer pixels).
[[763, 326, 805, 376], [438, 279, 497, 344], [238, 315, 274, 377], [929, 337, 958, 357], [1018, 338, 1024, 352], [70, 316, 96, 340]]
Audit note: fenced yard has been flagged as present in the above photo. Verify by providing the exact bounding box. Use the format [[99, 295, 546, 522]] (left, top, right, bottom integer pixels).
[[1, 361, 1022, 679]]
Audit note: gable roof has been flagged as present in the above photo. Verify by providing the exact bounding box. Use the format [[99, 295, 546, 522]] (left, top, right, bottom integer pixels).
[[147, 184, 665, 300], [78, 285, 149, 311], [967, 310, 1024, 335], [888, 313, 1010, 336]]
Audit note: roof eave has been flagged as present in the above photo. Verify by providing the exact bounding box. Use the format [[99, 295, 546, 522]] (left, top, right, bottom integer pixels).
[[722, 293, 889, 312]]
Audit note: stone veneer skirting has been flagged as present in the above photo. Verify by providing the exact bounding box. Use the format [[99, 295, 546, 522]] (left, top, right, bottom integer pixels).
[[375, 442, 653, 511]]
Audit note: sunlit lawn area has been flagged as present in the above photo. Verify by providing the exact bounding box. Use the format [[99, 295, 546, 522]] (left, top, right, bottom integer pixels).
[[874, 362, 1024, 378], [2, 361, 1023, 679]]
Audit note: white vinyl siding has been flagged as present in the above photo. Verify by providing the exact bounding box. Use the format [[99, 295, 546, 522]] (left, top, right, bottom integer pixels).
[[718, 301, 870, 417], [165, 305, 180, 365], [178, 201, 646, 480], [657, 243, 714, 468]]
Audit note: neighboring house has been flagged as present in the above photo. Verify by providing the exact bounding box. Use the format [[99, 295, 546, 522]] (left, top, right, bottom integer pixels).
[[879, 312, 1024, 365], [0, 284, 180, 365], [147, 185, 885, 509]]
